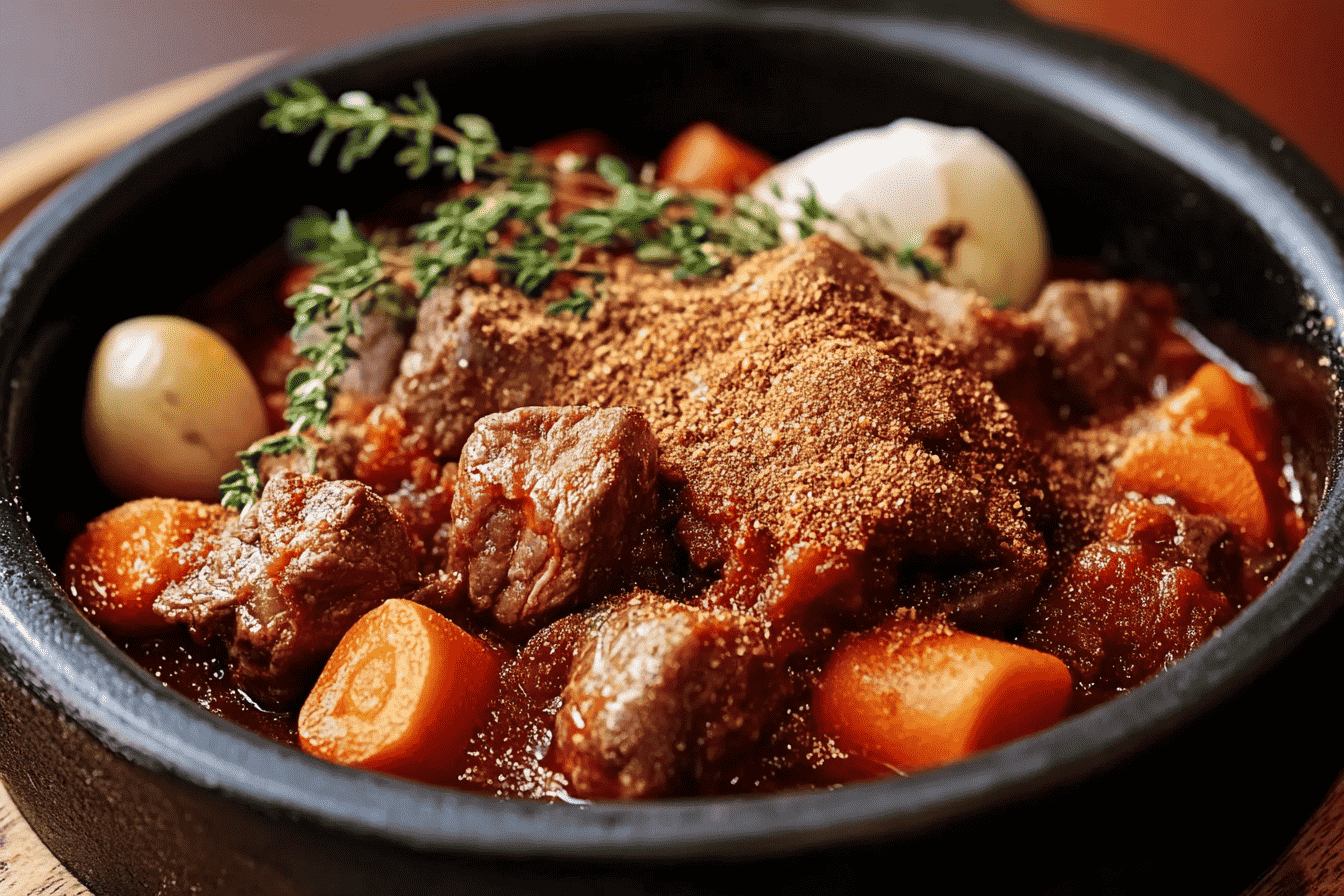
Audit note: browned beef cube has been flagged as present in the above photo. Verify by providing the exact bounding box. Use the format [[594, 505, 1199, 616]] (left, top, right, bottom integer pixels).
[[907, 282, 1044, 381], [1026, 279, 1175, 414], [554, 593, 782, 799], [1020, 541, 1233, 695], [255, 420, 361, 486], [1102, 498, 1241, 598], [451, 406, 658, 628], [155, 471, 421, 708], [295, 307, 408, 401], [390, 285, 569, 459]]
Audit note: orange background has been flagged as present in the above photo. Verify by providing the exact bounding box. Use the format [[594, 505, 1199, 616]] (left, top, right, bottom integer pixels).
[[0, 1, 1341, 190], [1018, 0, 1344, 190]]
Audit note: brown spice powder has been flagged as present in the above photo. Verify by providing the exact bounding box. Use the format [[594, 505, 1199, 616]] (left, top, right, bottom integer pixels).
[[405, 235, 1053, 623]]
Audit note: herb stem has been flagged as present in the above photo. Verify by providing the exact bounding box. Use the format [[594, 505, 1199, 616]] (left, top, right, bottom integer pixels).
[[224, 79, 920, 510]]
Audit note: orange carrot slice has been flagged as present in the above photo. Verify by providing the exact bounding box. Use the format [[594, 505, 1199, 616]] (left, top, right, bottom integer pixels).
[[531, 129, 620, 166], [298, 599, 502, 786], [814, 616, 1073, 772], [1114, 430, 1270, 545], [62, 498, 226, 637], [1161, 362, 1273, 463], [658, 121, 773, 194]]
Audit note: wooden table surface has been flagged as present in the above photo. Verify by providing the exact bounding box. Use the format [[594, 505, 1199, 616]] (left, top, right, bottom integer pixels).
[[7, 761, 1344, 895], [2, 785, 93, 896], [2, 4, 1343, 894]]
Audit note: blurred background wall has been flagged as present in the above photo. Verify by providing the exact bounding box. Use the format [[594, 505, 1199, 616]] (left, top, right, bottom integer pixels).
[[1, 0, 1341, 187], [1019, 0, 1344, 189]]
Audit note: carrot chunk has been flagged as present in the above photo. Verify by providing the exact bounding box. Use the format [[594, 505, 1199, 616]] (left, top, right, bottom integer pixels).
[[62, 498, 227, 638], [298, 599, 502, 785], [1160, 362, 1274, 464], [657, 121, 774, 193], [813, 616, 1073, 772], [531, 129, 620, 166], [1114, 430, 1270, 546]]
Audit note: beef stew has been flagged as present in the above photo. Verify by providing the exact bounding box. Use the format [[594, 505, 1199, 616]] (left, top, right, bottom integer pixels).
[[61, 104, 1314, 801]]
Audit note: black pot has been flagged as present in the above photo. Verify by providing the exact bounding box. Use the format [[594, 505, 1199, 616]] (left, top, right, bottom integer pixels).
[[4, 3, 1344, 894]]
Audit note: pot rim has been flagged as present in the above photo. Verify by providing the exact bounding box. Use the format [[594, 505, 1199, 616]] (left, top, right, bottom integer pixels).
[[3, 0, 1344, 864]]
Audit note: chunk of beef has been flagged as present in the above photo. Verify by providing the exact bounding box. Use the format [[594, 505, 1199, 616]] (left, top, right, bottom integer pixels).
[[252, 310, 406, 435], [1020, 541, 1234, 696], [1026, 279, 1176, 415], [667, 338, 1049, 632], [1102, 497, 1241, 597], [554, 593, 783, 799], [278, 305, 409, 405], [391, 285, 569, 459], [155, 471, 421, 707], [902, 282, 1043, 381], [388, 236, 913, 460], [256, 420, 362, 486], [451, 406, 658, 628], [317, 308, 409, 401]]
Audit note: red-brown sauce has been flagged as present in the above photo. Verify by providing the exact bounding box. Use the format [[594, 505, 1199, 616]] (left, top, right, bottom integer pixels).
[[66, 128, 1321, 800]]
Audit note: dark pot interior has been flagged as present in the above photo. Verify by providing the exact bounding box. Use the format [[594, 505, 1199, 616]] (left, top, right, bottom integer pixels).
[[4, 3, 1344, 895]]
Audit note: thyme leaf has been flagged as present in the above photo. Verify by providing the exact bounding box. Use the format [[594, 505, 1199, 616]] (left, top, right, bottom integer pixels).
[[219, 210, 402, 510], [226, 80, 932, 508], [545, 288, 596, 318]]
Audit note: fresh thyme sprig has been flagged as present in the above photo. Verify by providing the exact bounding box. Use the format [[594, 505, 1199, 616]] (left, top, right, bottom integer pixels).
[[222, 79, 928, 509], [830, 203, 949, 284], [261, 79, 501, 181], [219, 211, 413, 510], [545, 288, 596, 318], [260, 80, 844, 292]]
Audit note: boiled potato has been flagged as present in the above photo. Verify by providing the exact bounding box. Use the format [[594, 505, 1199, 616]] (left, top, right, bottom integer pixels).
[[84, 315, 268, 501], [755, 118, 1049, 309]]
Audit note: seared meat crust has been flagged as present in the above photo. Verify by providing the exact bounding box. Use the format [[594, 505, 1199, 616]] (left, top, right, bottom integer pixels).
[[451, 406, 659, 628], [155, 471, 421, 707], [554, 593, 783, 799]]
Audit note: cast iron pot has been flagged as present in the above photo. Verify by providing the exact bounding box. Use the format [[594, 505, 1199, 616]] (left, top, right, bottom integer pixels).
[[3, 2, 1344, 894]]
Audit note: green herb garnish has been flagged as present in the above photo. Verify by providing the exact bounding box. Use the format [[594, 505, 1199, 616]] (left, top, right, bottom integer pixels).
[[219, 210, 412, 511], [545, 288, 596, 318], [221, 79, 922, 509]]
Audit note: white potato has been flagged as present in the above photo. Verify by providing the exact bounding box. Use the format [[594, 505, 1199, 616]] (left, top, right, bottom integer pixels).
[[755, 118, 1049, 309], [84, 315, 268, 501]]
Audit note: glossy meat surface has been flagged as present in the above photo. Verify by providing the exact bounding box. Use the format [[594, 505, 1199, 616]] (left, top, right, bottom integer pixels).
[[452, 405, 659, 628], [555, 593, 783, 799], [68, 230, 1307, 798], [155, 471, 421, 707]]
